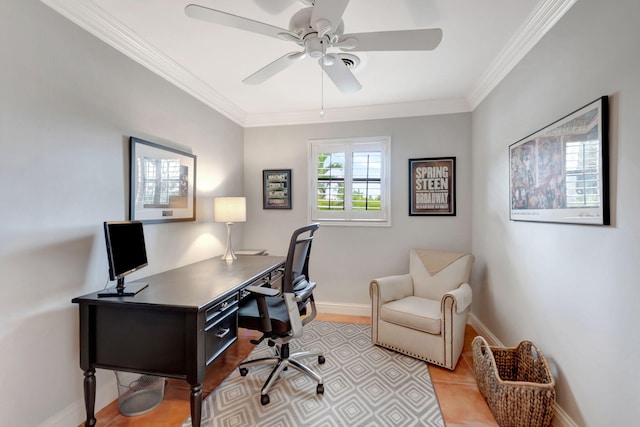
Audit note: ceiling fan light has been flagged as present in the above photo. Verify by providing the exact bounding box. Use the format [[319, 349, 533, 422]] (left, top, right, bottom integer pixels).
[[305, 36, 325, 58]]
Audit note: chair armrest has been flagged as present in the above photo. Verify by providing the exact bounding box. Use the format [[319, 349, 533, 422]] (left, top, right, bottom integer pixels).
[[294, 280, 316, 303], [245, 285, 279, 297], [443, 283, 472, 313], [243, 285, 280, 334], [370, 273, 413, 304]]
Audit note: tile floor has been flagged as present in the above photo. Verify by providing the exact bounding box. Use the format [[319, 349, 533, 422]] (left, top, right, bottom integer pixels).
[[85, 314, 499, 426]]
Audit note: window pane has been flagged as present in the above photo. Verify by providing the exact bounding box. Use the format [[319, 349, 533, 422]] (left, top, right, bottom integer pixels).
[[351, 151, 381, 211], [316, 152, 345, 211], [352, 182, 381, 211], [352, 151, 381, 179]]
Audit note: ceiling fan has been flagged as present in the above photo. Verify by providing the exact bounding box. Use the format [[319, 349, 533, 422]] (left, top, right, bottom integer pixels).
[[185, 0, 443, 94]]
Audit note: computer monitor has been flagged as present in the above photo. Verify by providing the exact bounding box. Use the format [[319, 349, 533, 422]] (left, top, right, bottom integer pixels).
[[98, 221, 149, 297]]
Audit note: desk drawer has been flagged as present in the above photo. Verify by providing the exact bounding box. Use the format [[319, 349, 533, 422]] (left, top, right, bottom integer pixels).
[[205, 305, 238, 366], [205, 294, 238, 365]]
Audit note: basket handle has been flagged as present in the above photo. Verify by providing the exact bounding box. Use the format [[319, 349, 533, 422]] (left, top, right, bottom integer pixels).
[[472, 335, 491, 354], [472, 336, 500, 379], [531, 344, 539, 361]]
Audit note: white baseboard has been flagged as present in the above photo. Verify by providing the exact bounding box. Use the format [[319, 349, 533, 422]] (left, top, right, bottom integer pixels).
[[467, 313, 578, 427], [468, 312, 504, 346], [315, 300, 370, 317]]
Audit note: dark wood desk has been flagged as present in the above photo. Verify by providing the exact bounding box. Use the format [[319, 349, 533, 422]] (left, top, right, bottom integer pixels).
[[72, 255, 285, 427]]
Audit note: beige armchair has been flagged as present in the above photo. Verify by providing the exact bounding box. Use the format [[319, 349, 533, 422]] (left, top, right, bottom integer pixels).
[[370, 249, 474, 370]]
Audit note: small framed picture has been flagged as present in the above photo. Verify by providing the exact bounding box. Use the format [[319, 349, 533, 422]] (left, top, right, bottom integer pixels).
[[409, 157, 456, 216], [263, 169, 291, 209]]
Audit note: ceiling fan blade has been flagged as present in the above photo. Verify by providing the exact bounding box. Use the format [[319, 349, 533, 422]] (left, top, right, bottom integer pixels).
[[339, 28, 443, 52], [321, 54, 361, 94], [185, 4, 298, 41], [311, 0, 350, 36], [243, 52, 306, 85]]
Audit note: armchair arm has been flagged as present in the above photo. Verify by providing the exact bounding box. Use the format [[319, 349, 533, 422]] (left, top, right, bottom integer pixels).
[[370, 273, 413, 304], [443, 282, 472, 313]]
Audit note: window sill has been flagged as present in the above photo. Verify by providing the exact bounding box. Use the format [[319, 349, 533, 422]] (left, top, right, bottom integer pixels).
[[311, 219, 391, 227]]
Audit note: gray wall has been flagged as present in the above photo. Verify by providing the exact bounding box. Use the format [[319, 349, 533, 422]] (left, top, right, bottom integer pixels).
[[0, 0, 244, 425], [471, 0, 640, 425], [243, 114, 472, 307]]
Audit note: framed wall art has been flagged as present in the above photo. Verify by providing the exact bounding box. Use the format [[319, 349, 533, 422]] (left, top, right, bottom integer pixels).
[[263, 169, 291, 209], [409, 157, 456, 216], [129, 137, 197, 223], [509, 96, 609, 225]]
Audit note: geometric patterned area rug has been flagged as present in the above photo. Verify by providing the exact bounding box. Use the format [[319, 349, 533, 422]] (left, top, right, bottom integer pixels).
[[181, 321, 444, 427]]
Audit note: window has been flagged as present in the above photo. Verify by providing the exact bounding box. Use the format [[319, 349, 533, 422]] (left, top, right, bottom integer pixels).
[[309, 136, 390, 226]]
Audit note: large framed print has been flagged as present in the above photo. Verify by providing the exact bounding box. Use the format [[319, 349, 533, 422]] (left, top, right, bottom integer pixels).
[[263, 169, 291, 209], [509, 96, 609, 225], [130, 137, 197, 223], [409, 157, 456, 216]]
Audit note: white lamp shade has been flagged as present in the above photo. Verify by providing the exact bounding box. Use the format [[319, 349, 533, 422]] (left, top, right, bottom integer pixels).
[[214, 197, 246, 223]]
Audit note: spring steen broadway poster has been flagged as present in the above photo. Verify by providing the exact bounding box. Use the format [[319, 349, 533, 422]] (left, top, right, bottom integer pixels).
[[409, 157, 456, 216]]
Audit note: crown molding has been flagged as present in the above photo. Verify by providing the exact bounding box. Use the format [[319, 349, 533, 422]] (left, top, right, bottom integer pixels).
[[40, 0, 247, 126], [467, 0, 577, 109], [41, 0, 573, 127], [243, 98, 471, 127]]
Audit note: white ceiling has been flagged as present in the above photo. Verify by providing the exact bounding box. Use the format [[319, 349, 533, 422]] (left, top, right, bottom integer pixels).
[[42, 0, 575, 127]]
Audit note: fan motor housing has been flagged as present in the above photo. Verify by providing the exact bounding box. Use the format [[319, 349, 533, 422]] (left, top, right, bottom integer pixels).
[[289, 7, 344, 39]]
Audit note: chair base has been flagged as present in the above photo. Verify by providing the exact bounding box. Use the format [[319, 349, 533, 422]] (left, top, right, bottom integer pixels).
[[239, 343, 325, 405]]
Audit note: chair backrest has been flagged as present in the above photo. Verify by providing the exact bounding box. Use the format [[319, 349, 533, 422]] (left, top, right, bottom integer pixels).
[[409, 249, 474, 300], [282, 223, 319, 293]]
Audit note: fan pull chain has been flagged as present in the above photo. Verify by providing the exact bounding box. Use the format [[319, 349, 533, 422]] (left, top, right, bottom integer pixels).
[[320, 40, 325, 118]]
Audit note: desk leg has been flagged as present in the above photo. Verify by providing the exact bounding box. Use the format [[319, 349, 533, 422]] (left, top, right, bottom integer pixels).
[[190, 383, 202, 427], [82, 368, 97, 426]]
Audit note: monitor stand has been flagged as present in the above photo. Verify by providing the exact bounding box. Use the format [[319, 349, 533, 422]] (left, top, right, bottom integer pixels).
[[98, 278, 149, 298]]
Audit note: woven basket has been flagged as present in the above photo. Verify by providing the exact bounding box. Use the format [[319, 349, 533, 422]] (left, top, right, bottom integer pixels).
[[472, 336, 556, 427]]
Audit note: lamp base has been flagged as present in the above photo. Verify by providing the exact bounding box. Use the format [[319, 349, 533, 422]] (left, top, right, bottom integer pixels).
[[221, 222, 236, 261]]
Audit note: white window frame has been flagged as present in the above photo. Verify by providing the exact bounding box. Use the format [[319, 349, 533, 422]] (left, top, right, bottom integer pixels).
[[308, 136, 391, 227]]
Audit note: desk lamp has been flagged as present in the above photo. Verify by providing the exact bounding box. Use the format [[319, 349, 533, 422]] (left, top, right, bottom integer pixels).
[[214, 197, 246, 261]]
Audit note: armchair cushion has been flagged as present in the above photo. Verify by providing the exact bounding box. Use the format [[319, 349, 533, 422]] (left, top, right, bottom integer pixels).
[[380, 296, 441, 334]]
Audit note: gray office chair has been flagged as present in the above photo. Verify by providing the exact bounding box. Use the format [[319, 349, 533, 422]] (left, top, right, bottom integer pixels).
[[237, 223, 324, 405]]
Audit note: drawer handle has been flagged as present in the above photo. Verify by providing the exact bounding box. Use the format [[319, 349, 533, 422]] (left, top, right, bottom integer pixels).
[[216, 328, 230, 339]]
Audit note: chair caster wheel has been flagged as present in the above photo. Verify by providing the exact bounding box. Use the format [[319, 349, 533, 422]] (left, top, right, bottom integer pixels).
[[317, 384, 324, 394], [318, 355, 325, 364], [239, 367, 248, 377], [260, 394, 270, 405]]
